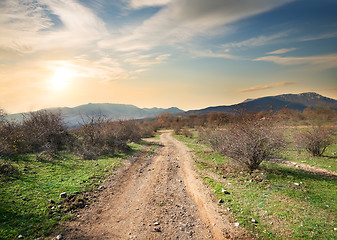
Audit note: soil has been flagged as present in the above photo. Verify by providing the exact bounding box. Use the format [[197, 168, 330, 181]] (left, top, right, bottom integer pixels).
[[63, 131, 250, 240]]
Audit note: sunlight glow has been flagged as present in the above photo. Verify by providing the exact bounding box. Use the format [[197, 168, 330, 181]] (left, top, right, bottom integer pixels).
[[50, 67, 73, 90]]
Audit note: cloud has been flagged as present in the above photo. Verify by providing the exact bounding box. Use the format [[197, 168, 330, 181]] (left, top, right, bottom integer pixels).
[[253, 54, 337, 70], [222, 32, 290, 50], [239, 82, 295, 93], [0, 0, 108, 54], [124, 53, 171, 67], [128, 0, 171, 9], [299, 32, 337, 42], [45, 0, 107, 36], [99, 0, 293, 52], [267, 48, 297, 55], [191, 49, 241, 60]]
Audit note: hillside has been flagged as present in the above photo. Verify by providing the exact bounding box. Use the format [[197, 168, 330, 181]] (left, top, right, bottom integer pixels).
[[7, 103, 183, 126], [187, 92, 337, 115]]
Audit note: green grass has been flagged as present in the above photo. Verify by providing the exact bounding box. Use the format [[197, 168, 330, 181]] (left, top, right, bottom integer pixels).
[[0, 142, 146, 240], [280, 127, 337, 172], [175, 132, 337, 239], [146, 131, 162, 141]]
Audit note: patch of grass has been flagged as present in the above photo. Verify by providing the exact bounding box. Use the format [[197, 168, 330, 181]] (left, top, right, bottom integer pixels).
[[180, 138, 337, 239], [146, 131, 162, 141], [173, 133, 198, 144], [0, 142, 147, 240], [280, 128, 337, 172]]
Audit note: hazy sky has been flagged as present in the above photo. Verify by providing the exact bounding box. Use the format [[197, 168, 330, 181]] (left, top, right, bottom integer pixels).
[[1, 0, 337, 113]]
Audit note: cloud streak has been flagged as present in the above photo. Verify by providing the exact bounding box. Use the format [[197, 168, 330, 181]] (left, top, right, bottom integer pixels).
[[239, 82, 295, 93], [222, 32, 290, 50], [254, 54, 337, 70], [100, 0, 293, 52], [267, 48, 297, 55]]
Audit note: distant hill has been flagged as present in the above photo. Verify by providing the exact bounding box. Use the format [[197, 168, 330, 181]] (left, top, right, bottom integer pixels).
[[7, 103, 183, 127], [187, 92, 337, 115]]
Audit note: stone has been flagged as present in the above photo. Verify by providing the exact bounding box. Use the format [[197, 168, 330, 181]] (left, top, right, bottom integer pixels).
[[294, 183, 300, 186], [334, 228, 337, 231], [154, 222, 159, 226], [235, 222, 240, 227], [251, 219, 258, 223], [222, 189, 230, 194], [49, 199, 55, 204], [56, 234, 63, 240], [218, 199, 224, 203], [18, 235, 23, 239], [60, 192, 67, 198], [98, 186, 104, 190], [104, 169, 109, 172]]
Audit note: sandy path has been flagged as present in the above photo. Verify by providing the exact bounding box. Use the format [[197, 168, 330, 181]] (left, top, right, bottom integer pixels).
[[64, 131, 249, 239]]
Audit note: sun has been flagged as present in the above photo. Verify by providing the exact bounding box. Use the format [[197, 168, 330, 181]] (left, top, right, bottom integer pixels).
[[50, 67, 73, 90]]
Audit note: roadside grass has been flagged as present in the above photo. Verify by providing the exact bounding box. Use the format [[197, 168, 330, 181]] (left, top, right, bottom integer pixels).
[[0, 141, 147, 240], [174, 132, 337, 240], [146, 131, 162, 141], [280, 127, 337, 172]]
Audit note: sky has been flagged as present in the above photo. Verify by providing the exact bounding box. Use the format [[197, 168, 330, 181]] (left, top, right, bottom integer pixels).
[[1, 0, 337, 113]]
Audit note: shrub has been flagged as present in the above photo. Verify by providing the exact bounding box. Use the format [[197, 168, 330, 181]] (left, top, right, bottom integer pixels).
[[181, 127, 193, 138], [295, 125, 335, 156], [0, 120, 24, 158], [21, 111, 69, 153], [203, 115, 285, 171]]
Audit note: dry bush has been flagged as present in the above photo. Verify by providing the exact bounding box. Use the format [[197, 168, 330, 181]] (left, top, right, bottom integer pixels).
[[21, 111, 69, 153], [75, 116, 154, 159], [74, 114, 115, 159], [0, 120, 24, 158], [203, 115, 285, 171], [181, 128, 193, 138], [295, 125, 335, 156]]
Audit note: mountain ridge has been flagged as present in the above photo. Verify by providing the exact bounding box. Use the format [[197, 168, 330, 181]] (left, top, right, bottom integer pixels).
[[7, 103, 183, 127], [187, 92, 337, 115], [6, 92, 337, 125]]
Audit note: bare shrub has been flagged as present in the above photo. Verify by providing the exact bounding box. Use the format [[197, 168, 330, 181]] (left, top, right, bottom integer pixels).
[[0, 120, 24, 158], [74, 116, 153, 159], [204, 115, 284, 171], [181, 128, 193, 138], [295, 125, 335, 156], [21, 111, 69, 153]]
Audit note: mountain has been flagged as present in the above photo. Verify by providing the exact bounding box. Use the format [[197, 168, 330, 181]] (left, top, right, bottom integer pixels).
[[187, 92, 337, 115], [7, 103, 183, 127]]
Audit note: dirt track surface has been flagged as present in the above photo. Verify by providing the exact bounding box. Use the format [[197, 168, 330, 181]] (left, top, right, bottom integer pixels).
[[64, 131, 249, 239]]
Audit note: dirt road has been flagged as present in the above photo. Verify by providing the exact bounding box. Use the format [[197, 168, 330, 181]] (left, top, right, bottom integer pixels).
[[64, 131, 249, 239]]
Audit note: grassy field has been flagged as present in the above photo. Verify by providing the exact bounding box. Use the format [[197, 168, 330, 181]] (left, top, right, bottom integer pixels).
[[0, 141, 147, 240], [175, 132, 337, 239]]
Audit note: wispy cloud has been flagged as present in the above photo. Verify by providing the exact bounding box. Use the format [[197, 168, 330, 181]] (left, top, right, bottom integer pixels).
[[191, 49, 241, 60], [253, 54, 337, 70], [124, 53, 171, 67], [100, 0, 294, 52], [299, 32, 337, 42], [127, 0, 171, 9], [239, 81, 295, 93], [222, 31, 290, 50], [267, 48, 297, 55]]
